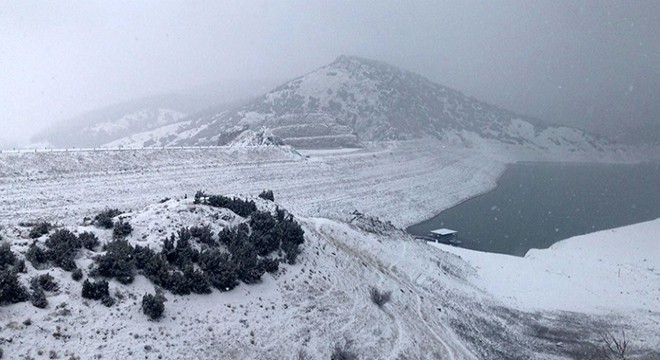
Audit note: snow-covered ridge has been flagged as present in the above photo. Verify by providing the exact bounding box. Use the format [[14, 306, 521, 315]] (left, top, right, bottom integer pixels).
[[87, 108, 186, 135], [28, 107, 188, 149], [131, 55, 612, 154]]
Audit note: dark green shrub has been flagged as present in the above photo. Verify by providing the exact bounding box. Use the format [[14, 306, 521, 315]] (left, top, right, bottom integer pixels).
[[15, 259, 26, 273], [0, 243, 16, 270], [26, 243, 48, 268], [193, 190, 207, 204], [199, 249, 238, 291], [142, 293, 165, 320], [258, 190, 274, 201], [162, 271, 191, 295], [45, 229, 80, 249], [94, 209, 122, 229], [133, 245, 156, 269], [112, 221, 133, 239], [0, 269, 29, 304], [139, 251, 171, 287], [205, 195, 257, 217], [189, 225, 214, 245], [93, 240, 135, 284], [277, 212, 305, 264], [30, 273, 58, 292], [160, 229, 199, 269], [231, 242, 264, 284], [29, 222, 51, 239], [218, 225, 249, 251], [71, 268, 83, 281], [45, 229, 82, 271], [262, 258, 280, 274], [81, 279, 109, 300], [79, 232, 99, 250], [249, 211, 281, 256], [30, 288, 48, 308], [183, 266, 212, 294]]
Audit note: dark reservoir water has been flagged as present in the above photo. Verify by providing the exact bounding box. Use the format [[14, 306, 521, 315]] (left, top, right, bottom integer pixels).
[[407, 162, 660, 256]]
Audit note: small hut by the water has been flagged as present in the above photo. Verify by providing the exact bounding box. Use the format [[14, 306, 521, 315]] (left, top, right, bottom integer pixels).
[[429, 228, 459, 244]]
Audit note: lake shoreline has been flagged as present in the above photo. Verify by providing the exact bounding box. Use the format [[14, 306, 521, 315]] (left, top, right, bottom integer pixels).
[[407, 161, 660, 256]]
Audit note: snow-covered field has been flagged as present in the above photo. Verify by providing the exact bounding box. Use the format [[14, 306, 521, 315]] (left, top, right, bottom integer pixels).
[[1, 139, 658, 359], [0, 140, 507, 229], [436, 219, 660, 315]]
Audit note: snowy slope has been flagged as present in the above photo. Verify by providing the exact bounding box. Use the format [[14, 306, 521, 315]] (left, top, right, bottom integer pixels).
[[436, 218, 660, 315], [0, 195, 483, 359], [102, 120, 191, 148], [1, 197, 658, 359], [0, 140, 657, 359], [29, 107, 187, 149], [133, 55, 611, 153], [29, 78, 280, 149]]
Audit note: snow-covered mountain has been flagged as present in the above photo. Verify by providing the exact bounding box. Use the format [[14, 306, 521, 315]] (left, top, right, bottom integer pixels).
[[118, 55, 609, 151], [29, 79, 280, 149]]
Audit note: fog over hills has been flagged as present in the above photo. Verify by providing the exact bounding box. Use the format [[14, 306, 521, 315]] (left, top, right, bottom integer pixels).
[[28, 79, 279, 149], [108, 56, 606, 152]]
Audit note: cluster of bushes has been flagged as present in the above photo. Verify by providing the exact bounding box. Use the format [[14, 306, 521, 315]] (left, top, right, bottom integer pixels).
[[90, 194, 305, 298], [26, 229, 100, 272], [30, 273, 58, 292], [29, 274, 58, 309], [194, 191, 257, 217], [3, 192, 304, 320], [112, 221, 133, 239], [0, 243, 29, 305], [81, 279, 114, 306], [0, 243, 18, 271], [93, 209, 123, 229], [28, 222, 52, 239], [248, 208, 305, 264]]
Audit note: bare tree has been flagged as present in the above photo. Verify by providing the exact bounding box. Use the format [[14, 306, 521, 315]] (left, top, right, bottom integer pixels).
[[595, 330, 629, 360]]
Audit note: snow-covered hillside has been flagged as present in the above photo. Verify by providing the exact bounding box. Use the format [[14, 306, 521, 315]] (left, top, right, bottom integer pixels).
[[438, 218, 660, 315], [28, 78, 280, 149], [0, 140, 656, 359], [3, 194, 657, 359], [123, 56, 611, 153], [29, 107, 187, 149]]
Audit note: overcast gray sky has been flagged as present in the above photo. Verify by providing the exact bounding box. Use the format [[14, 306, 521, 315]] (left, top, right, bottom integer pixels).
[[1, 0, 658, 144]]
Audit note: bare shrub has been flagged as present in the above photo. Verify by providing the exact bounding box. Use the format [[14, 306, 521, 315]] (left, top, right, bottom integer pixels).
[[593, 330, 629, 360], [369, 286, 391, 308]]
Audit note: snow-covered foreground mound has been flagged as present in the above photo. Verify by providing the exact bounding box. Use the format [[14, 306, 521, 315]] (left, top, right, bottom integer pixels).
[[2, 197, 658, 359], [436, 218, 660, 312], [0, 198, 495, 358]]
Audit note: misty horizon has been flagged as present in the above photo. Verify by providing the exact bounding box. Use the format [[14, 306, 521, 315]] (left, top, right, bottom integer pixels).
[[1, 1, 659, 145]]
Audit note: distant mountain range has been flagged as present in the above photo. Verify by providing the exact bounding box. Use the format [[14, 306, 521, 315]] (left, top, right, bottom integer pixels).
[[32, 56, 615, 150], [29, 79, 279, 148]]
